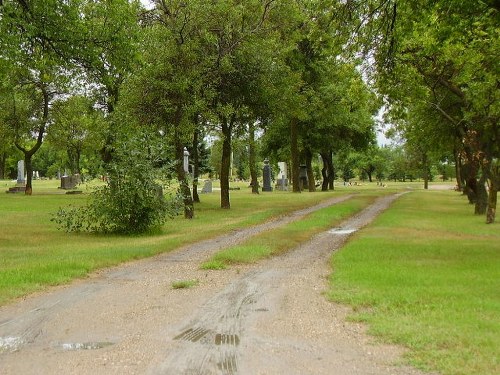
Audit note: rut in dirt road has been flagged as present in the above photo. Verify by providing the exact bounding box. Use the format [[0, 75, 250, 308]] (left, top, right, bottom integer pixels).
[[153, 193, 419, 375]]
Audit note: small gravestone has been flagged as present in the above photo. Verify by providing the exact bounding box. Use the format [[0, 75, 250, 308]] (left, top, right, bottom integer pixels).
[[60, 174, 80, 190], [262, 159, 273, 192], [201, 179, 213, 193]]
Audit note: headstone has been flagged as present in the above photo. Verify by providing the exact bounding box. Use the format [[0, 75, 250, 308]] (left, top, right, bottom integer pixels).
[[17, 160, 25, 184], [262, 159, 273, 192], [201, 179, 213, 193], [276, 162, 288, 191], [60, 174, 80, 190]]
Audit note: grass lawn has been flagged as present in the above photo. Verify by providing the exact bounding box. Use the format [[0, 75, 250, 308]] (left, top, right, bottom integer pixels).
[[0, 178, 356, 306], [329, 190, 500, 375]]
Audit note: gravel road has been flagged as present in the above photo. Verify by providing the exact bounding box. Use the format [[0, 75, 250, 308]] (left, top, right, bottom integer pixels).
[[0, 193, 432, 375]]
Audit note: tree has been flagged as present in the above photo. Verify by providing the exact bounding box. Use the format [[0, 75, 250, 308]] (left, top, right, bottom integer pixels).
[[370, 0, 499, 222], [48, 96, 105, 176]]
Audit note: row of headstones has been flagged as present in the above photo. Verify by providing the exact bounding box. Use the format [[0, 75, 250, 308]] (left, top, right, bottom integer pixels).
[[14, 160, 80, 190], [199, 160, 289, 194]]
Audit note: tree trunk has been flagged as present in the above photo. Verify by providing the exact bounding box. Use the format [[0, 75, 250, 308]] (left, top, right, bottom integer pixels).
[[173, 105, 193, 219], [326, 150, 335, 190], [486, 179, 497, 224], [249, 122, 259, 194], [320, 152, 329, 191], [305, 148, 315, 192], [475, 173, 488, 215], [24, 154, 33, 195], [192, 126, 200, 203], [454, 147, 463, 191], [16, 85, 49, 195], [290, 118, 301, 193], [175, 142, 194, 219], [486, 162, 499, 224], [0, 151, 6, 179], [220, 116, 233, 209]]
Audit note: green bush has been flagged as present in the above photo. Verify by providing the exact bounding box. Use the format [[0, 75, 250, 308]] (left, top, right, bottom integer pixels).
[[52, 132, 181, 234]]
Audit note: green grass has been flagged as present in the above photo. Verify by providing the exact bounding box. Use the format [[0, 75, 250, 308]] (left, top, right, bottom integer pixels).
[[0, 178, 353, 306], [328, 190, 500, 375], [171, 279, 199, 289], [201, 191, 389, 268]]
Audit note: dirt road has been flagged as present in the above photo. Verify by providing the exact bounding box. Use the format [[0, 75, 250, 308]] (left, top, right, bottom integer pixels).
[[0, 193, 431, 375]]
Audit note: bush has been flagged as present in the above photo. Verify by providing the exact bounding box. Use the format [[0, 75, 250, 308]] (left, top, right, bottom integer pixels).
[[52, 132, 181, 234]]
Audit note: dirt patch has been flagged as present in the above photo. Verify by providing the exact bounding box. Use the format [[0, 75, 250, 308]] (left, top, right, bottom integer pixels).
[[0, 193, 433, 374]]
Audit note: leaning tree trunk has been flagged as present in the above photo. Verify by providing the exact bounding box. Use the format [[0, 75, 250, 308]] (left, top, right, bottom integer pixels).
[[220, 116, 233, 209], [249, 122, 259, 194], [305, 148, 315, 192], [290, 118, 301, 193]]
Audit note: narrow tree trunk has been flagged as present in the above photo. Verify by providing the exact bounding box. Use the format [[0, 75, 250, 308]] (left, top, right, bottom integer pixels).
[[192, 126, 200, 203], [454, 148, 463, 191], [486, 162, 498, 224], [320, 152, 329, 191], [475, 173, 488, 215], [290, 118, 300, 193], [220, 117, 233, 209], [486, 180, 497, 224], [173, 105, 193, 219], [0, 151, 6, 179], [248, 122, 259, 194], [305, 148, 315, 192]]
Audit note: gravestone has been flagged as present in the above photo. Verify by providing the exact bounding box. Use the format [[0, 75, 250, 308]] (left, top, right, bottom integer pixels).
[[60, 174, 80, 190], [262, 159, 273, 192], [201, 179, 213, 193], [276, 161, 288, 191], [17, 160, 25, 184]]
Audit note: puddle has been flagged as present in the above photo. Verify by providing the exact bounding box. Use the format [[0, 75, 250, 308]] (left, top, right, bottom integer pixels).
[[59, 341, 114, 351], [328, 228, 357, 235], [0, 336, 24, 353]]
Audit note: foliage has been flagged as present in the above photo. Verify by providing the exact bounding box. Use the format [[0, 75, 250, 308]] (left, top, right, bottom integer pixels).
[[52, 131, 181, 234]]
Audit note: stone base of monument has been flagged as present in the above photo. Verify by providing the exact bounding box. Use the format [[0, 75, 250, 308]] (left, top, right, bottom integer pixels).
[[6, 186, 26, 194]]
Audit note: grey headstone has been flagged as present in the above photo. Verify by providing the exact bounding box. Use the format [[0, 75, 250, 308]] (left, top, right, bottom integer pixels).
[[201, 180, 213, 193]]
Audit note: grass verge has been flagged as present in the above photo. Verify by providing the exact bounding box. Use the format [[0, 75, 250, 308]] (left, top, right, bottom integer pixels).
[[201, 192, 388, 268], [328, 190, 500, 375]]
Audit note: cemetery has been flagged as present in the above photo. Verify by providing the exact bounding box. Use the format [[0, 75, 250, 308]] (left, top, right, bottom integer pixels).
[[0, 1, 498, 374]]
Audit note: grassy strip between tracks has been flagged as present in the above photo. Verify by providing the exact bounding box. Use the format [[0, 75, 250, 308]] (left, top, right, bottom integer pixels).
[[328, 190, 500, 375], [0, 179, 362, 307], [200, 192, 385, 269]]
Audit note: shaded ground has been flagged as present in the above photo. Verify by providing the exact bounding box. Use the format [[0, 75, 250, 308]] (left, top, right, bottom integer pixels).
[[0, 194, 433, 374]]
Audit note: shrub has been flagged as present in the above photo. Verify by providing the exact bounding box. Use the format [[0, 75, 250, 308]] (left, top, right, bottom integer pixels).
[[52, 132, 181, 234]]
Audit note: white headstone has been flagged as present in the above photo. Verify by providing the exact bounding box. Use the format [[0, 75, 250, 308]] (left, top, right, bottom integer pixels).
[[17, 160, 25, 184]]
